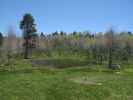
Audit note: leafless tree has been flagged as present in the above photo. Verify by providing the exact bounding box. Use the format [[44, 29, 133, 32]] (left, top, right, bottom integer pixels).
[[105, 27, 115, 69], [5, 26, 17, 70]]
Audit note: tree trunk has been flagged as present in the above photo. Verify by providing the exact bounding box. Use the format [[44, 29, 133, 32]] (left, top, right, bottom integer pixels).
[[108, 47, 112, 69], [24, 38, 29, 59], [99, 55, 103, 65]]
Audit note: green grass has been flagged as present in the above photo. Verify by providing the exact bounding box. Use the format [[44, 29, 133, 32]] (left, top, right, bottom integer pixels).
[[0, 64, 133, 100]]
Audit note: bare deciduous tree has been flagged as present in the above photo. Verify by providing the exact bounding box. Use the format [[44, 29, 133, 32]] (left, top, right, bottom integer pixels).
[[105, 28, 115, 69], [5, 26, 17, 70]]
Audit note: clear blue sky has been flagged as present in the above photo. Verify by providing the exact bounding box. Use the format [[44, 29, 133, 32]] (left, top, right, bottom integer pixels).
[[0, 0, 133, 35]]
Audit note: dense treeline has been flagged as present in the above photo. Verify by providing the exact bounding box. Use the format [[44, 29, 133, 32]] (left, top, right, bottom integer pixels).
[[38, 30, 133, 65], [0, 13, 133, 70], [0, 29, 133, 68]]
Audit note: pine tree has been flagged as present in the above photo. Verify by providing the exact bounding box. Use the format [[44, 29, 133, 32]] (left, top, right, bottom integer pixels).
[[20, 13, 37, 59]]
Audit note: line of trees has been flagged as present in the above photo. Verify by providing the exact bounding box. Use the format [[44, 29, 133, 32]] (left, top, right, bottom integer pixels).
[[0, 13, 133, 70], [37, 29, 133, 69]]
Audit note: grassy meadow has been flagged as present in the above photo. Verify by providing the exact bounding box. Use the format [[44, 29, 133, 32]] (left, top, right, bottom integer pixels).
[[0, 58, 133, 100]]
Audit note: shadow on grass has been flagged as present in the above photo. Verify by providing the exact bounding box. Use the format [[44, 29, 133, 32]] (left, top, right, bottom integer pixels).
[[0, 68, 33, 75], [30, 58, 92, 68]]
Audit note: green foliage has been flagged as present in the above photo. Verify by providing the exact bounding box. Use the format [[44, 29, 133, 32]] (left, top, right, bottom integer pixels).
[[20, 13, 36, 37]]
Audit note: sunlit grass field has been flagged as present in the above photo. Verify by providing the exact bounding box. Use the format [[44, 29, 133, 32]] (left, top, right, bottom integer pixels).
[[0, 59, 133, 100]]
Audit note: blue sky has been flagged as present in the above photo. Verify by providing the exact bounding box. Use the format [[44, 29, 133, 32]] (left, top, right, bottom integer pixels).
[[0, 0, 133, 35]]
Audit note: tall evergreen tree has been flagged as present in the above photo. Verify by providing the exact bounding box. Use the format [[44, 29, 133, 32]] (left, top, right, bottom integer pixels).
[[20, 13, 37, 59]]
